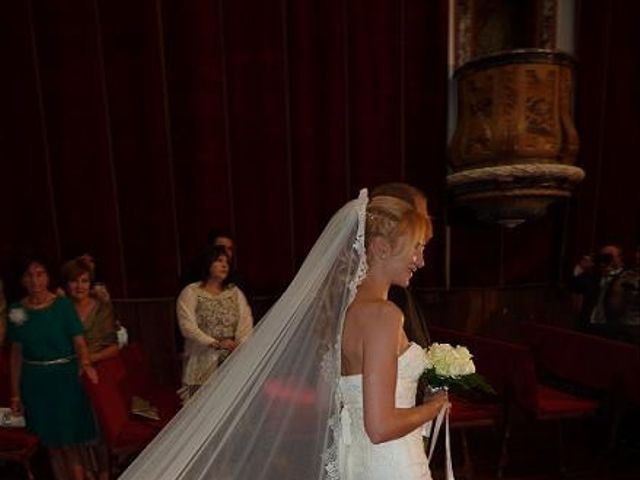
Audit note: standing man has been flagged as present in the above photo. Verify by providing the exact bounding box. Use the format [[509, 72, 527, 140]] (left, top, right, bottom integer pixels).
[[609, 245, 640, 327], [182, 229, 237, 287], [570, 244, 624, 330]]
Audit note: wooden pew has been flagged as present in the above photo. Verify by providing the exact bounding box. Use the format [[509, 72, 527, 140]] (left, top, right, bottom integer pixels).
[[430, 326, 511, 479], [430, 326, 600, 477], [520, 321, 640, 450], [520, 321, 640, 405]]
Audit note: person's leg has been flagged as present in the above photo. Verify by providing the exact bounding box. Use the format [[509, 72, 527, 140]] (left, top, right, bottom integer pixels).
[[49, 447, 71, 480], [60, 446, 86, 480], [77, 443, 99, 480], [95, 442, 110, 480]]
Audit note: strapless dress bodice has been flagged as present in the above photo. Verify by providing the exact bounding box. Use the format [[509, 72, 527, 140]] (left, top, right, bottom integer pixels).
[[337, 343, 432, 480]]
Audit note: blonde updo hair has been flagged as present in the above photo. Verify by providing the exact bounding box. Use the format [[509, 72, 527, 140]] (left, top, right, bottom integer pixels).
[[365, 195, 431, 257]]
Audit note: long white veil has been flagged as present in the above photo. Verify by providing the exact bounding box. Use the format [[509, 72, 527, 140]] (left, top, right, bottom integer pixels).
[[120, 190, 368, 479]]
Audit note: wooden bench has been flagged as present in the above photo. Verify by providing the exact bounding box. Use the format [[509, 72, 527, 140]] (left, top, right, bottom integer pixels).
[[430, 326, 600, 477], [520, 321, 640, 450]]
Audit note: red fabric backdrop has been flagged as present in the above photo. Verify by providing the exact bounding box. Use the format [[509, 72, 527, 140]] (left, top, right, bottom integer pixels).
[[1, 0, 638, 299]]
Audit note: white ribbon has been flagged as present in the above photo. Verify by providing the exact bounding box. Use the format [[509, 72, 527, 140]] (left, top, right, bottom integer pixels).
[[338, 406, 352, 479], [341, 406, 352, 446], [427, 404, 455, 480]]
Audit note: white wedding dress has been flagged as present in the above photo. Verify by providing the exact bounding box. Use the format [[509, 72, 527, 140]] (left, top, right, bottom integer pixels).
[[339, 342, 432, 480], [120, 191, 454, 480]]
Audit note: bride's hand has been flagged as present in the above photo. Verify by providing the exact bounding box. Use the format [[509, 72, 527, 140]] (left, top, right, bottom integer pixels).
[[423, 390, 448, 410]]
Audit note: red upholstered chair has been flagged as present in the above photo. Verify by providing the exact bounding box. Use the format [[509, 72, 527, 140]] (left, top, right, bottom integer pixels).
[[431, 326, 601, 477], [82, 354, 164, 475], [430, 327, 509, 479], [519, 322, 640, 402], [520, 322, 640, 449], [488, 327, 600, 475], [118, 343, 180, 423], [447, 395, 502, 479], [0, 346, 39, 480]]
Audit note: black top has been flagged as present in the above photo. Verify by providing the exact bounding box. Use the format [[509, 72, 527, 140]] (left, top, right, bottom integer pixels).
[[388, 286, 430, 347]]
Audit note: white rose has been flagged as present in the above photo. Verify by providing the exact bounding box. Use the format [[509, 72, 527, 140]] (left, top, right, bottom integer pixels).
[[423, 348, 433, 369], [425, 343, 449, 373], [453, 346, 475, 375], [8, 307, 27, 326], [425, 342, 476, 378]]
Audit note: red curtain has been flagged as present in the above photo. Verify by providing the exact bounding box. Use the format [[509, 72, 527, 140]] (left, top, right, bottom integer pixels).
[[1, 0, 448, 297], [568, 0, 640, 260], [2, 0, 637, 299]]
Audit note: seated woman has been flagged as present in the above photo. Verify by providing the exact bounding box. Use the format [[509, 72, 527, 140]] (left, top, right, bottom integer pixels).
[[177, 245, 253, 402], [61, 257, 119, 363], [76, 253, 111, 303], [7, 256, 98, 480]]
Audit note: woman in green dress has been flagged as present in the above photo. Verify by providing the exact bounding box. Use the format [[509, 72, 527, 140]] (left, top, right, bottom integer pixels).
[[7, 257, 99, 480]]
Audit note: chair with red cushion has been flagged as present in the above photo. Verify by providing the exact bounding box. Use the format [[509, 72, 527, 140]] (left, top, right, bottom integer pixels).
[[520, 322, 640, 402], [430, 327, 509, 479], [520, 321, 639, 449], [431, 326, 602, 477], [118, 343, 180, 424], [507, 340, 599, 474], [0, 346, 39, 480], [476, 327, 600, 475], [82, 354, 163, 476]]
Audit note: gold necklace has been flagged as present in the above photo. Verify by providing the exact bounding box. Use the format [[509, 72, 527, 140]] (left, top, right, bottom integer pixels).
[[25, 293, 54, 309]]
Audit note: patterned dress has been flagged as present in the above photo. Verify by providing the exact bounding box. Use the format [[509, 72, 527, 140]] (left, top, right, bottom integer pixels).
[[6, 297, 97, 447], [176, 283, 253, 399]]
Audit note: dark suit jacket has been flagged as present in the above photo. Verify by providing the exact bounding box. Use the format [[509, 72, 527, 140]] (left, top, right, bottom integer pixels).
[[569, 270, 621, 330], [388, 286, 430, 347]]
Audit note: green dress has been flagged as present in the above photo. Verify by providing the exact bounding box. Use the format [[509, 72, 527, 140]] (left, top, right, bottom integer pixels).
[[7, 297, 97, 447]]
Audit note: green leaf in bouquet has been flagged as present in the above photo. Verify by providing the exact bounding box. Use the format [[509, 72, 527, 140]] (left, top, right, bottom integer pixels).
[[421, 368, 496, 397]]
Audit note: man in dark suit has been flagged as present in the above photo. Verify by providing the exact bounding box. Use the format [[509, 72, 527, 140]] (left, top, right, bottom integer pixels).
[[570, 244, 624, 332]]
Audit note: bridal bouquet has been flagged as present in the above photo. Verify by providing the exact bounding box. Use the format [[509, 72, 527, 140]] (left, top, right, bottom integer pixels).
[[422, 343, 495, 396]]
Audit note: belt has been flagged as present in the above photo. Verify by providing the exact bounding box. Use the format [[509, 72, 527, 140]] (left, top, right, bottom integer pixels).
[[23, 355, 76, 366]]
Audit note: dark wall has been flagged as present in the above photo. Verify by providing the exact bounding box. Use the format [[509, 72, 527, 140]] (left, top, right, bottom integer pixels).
[[1, 0, 448, 297], [568, 0, 640, 259], [2, 0, 638, 300]]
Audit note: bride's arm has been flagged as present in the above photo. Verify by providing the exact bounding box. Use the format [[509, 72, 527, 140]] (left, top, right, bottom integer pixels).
[[362, 302, 447, 444]]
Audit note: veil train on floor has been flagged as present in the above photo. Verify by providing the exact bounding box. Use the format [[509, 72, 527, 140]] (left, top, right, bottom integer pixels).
[[119, 190, 368, 480]]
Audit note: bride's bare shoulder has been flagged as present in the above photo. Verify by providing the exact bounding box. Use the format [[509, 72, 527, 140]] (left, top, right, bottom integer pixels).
[[347, 299, 403, 328]]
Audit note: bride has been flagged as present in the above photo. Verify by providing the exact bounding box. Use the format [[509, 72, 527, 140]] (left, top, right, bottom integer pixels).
[[120, 188, 447, 480], [339, 195, 447, 479]]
